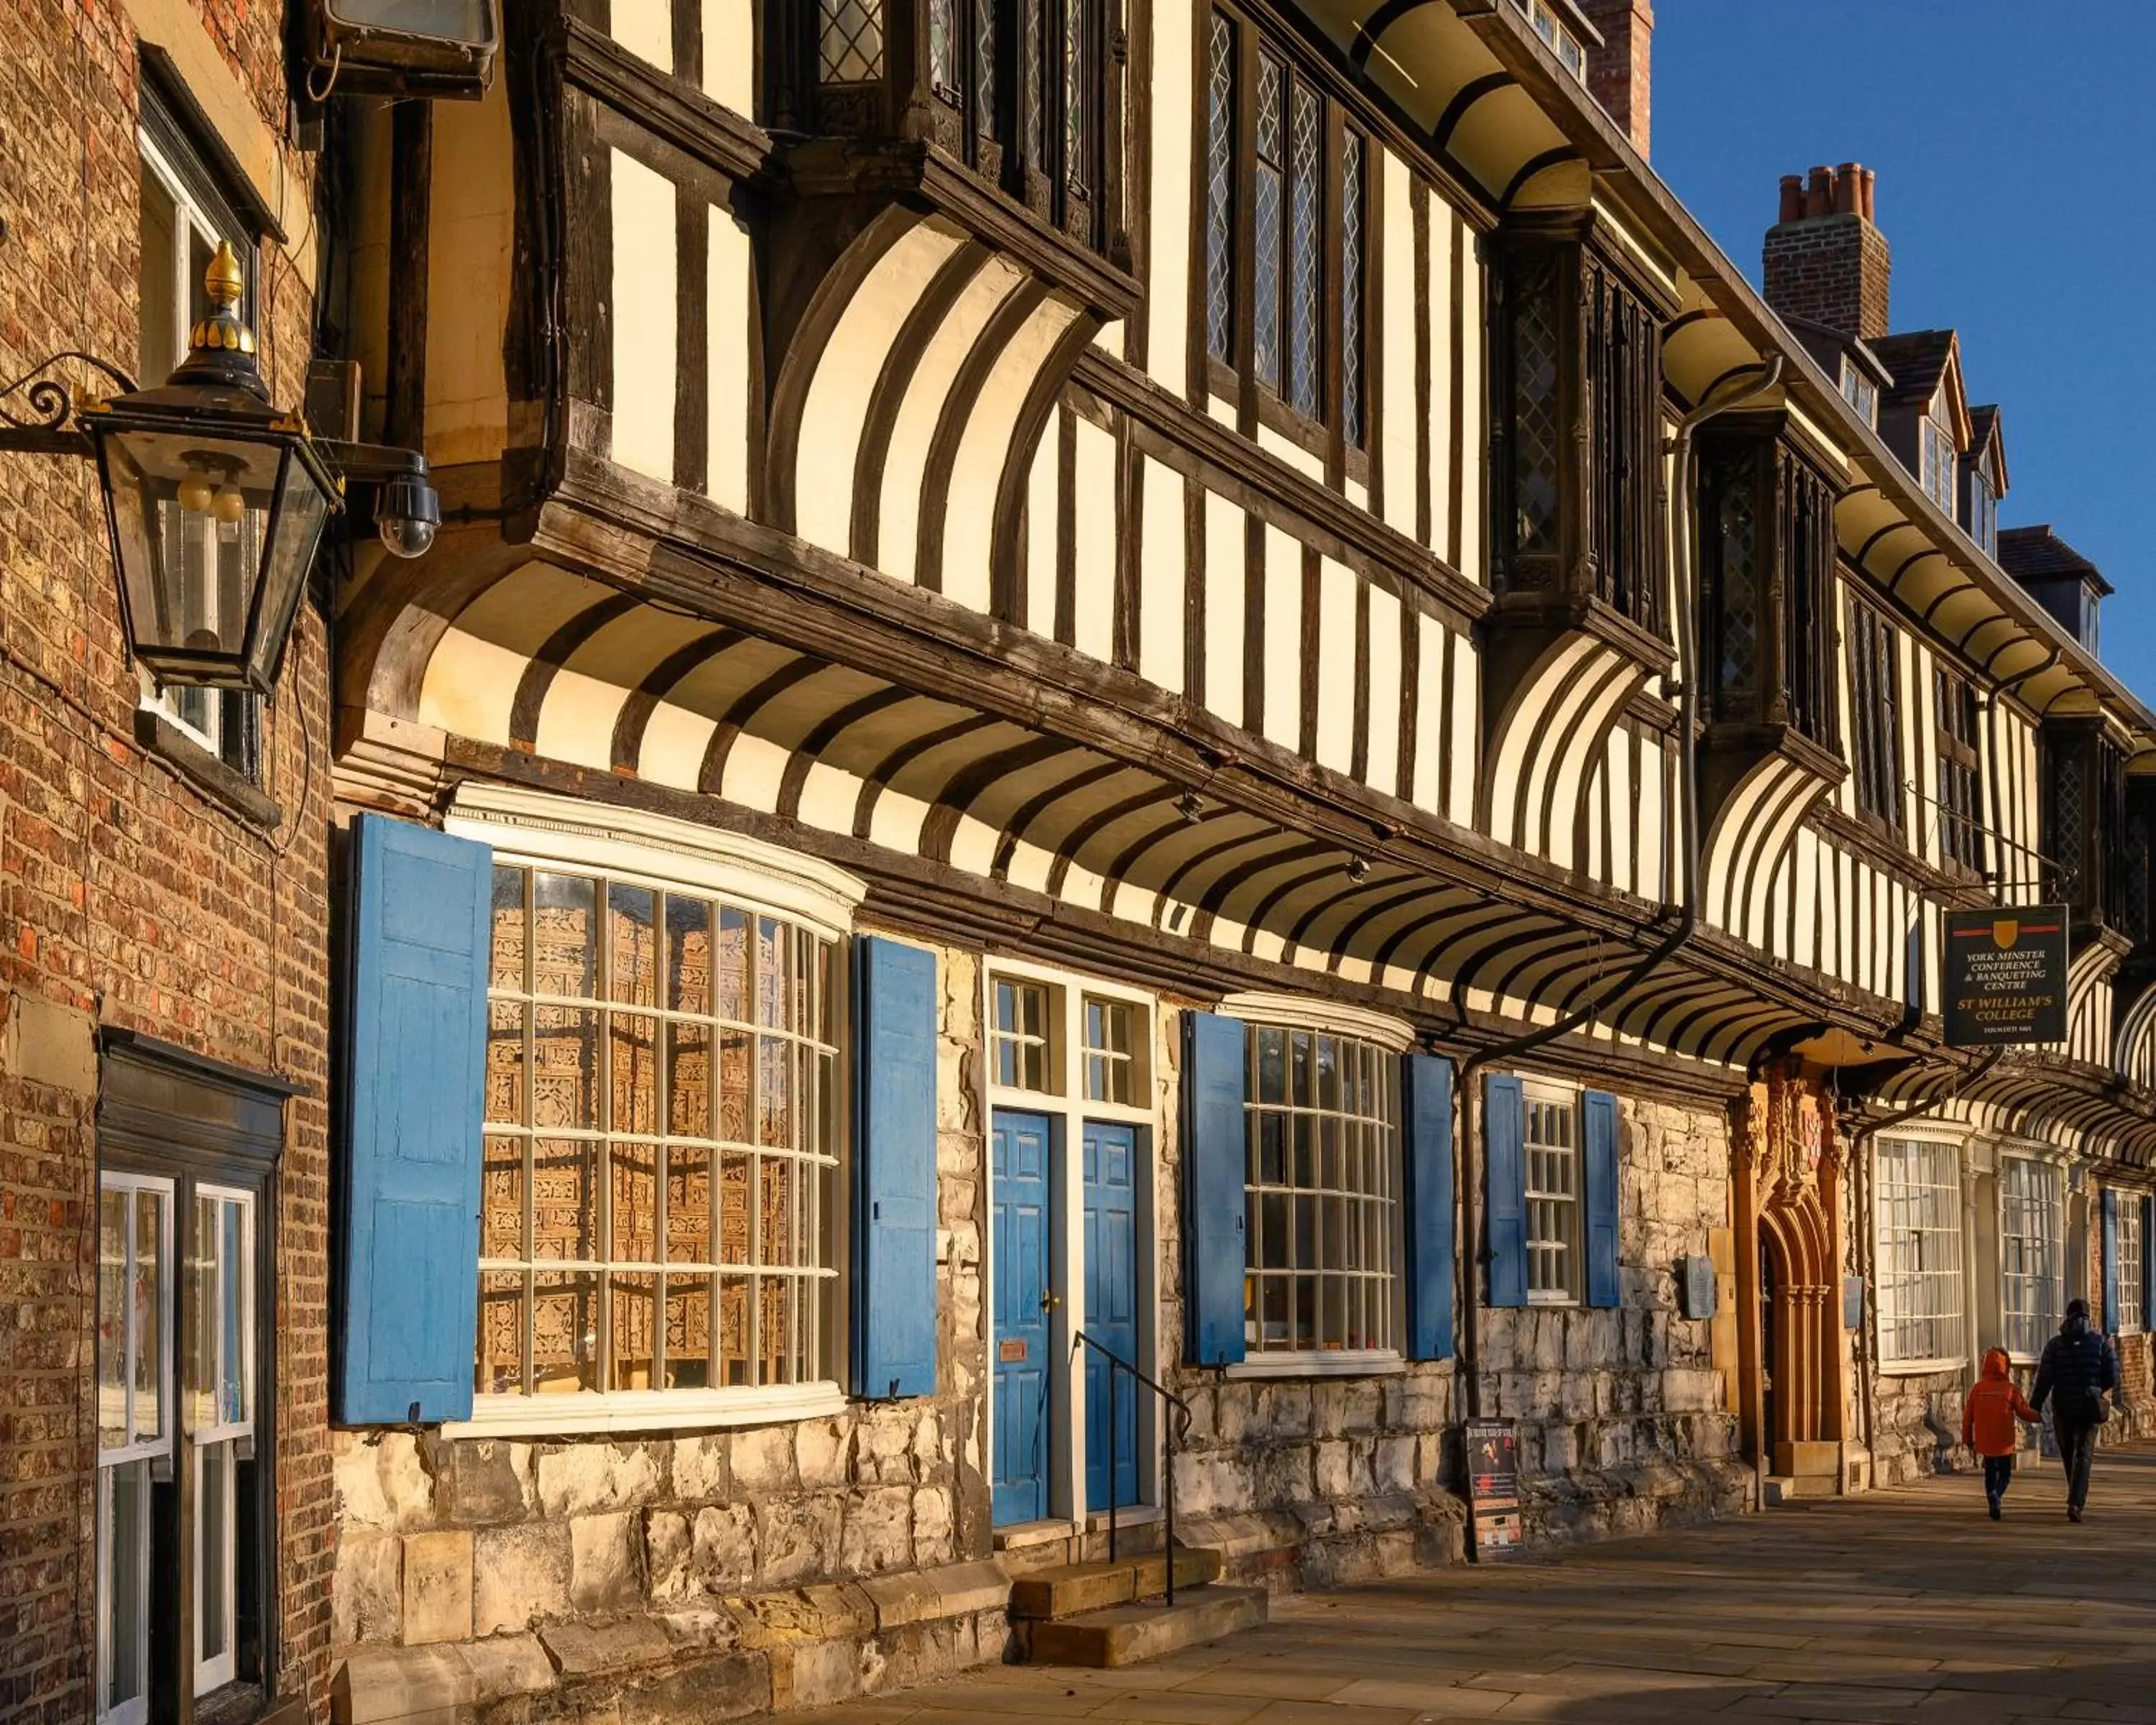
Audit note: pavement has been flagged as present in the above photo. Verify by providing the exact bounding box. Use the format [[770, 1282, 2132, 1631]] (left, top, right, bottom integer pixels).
[[800, 1443, 2156, 1725]]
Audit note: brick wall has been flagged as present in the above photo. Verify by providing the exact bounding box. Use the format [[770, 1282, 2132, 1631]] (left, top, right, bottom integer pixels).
[[1577, 0, 1652, 158], [1763, 214, 1891, 344], [0, 4, 335, 1719]]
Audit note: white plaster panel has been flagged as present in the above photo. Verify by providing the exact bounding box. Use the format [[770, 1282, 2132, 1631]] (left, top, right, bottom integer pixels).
[[1204, 491, 1245, 727], [1314, 558, 1356, 773], [610, 0, 672, 73], [707, 206, 752, 512], [1378, 148, 1418, 541], [703, 0, 755, 113], [1026, 427, 1059, 638], [880, 250, 1028, 585], [534, 670, 631, 771], [1138, 459, 1187, 694], [1072, 415, 1118, 661], [1363, 586, 1401, 796], [943, 295, 1082, 612], [1425, 203, 1455, 558], [637, 702, 720, 793], [1146, 0, 1193, 390], [1261, 527, 1303, 752], [609, 150, 678, 485], [1409, 617, 1442, 814]]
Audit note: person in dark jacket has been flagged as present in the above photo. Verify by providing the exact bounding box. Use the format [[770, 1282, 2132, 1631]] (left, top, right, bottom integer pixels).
[[2031, 1299, 2124, 1522]]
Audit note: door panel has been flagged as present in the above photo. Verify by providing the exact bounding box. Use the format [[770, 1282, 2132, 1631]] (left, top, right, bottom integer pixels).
[[1083, 1123, 1141, 1511], [992, 1110, 1052, 1525]]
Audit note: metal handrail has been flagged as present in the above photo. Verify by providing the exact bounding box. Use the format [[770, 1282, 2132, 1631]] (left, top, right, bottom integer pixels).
[[1071, 1330, 1193, 1602]]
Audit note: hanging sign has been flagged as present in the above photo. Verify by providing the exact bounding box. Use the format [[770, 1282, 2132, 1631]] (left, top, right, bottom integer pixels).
[[1943, 907, 2068, 1047], [1464, 1417, 1523, 1559]]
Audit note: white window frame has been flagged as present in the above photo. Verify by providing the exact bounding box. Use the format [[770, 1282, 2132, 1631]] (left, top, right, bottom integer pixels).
[[1876, 1133, 1967, 1371], [97, 1172, 174, 1725], [189, 1184, 254, 1700], [1999, 1155, 2063, 1363], [1839, 357, 1877, 427], [1220, 993, 1409, 1378], [1522, 1077, 1583, 1307], [2118, 1199, 2146, 1336], [135, 125, 254, 767], [1920, 415, 1958, 514], [444, 787, 867, 1437], [982, 957, 1159, 1525]]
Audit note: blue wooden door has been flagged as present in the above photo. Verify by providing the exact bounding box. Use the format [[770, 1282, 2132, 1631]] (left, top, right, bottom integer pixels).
[[992, 1110, 1052, 1525], [1084, 1123, 1141, 1512]]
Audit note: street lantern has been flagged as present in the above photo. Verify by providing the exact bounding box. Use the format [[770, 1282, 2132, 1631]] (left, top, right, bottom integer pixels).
[[77, 239, 343, 693]]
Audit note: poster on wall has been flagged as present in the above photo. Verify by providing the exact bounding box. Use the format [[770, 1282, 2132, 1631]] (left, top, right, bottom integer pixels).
[[1464, 1417, 1523, 1559], [1944, 908, 2068, 1047]]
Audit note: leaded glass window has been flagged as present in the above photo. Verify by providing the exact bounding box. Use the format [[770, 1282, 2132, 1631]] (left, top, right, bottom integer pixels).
[[479, 862, 842, 1399], [1849, 600, 1904, 832], [1508, 252, 1561, 558], [818, 0, 885, 82], [1204, 11, 1237, 363], [1253, 49, 1285, 390], [1243, 1023, 1399, 1354], [1935, 665, 1984, 873], [1063, 0, 1089, 193], [1340, 129, 1365, 448], [1286, 78, 1322, 418]]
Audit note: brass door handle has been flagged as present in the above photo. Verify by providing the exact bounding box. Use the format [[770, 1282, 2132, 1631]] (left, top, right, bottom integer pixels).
[[1041, 1292, 1061, 1312]]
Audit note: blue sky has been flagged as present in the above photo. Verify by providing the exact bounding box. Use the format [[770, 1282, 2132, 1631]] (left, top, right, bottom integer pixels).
[[1651, 1, 2152, 694]]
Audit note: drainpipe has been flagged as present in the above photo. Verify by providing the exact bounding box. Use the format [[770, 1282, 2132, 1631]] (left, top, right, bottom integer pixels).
[[1450, 358, 1784, 1420]]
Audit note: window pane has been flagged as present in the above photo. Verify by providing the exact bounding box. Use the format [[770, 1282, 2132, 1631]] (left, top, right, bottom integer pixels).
[[137, 165, 180, 387], [1205, 12, 1237, 362], [533, 1271, 600, 1392], [198, 1442, 230, 1665], [1286, 78, 1322, 417], [478, 1272, 524, 1394], [99, 1189, 129, 1450], [219, 1200, 246, 1427], [103, 1460, 149, 1712], [533, 873, 597, 996], [608, 883, 658, 1006], [611, 1273, 655, 1389], [666, 1275, 714, 1388]]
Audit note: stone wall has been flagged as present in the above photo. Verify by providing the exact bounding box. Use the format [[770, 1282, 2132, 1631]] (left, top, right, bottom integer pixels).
[[1478, 1093, 1750, 1540], [1869, 1365, 1966, 1487], [327, 939, 993, 1720]]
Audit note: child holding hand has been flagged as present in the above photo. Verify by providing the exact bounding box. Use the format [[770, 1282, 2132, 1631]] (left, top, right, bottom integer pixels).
[[1963, 1346, 2041, 1520]]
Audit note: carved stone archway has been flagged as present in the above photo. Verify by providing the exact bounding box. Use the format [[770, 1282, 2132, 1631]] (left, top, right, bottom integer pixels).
[[1733, 1064, 1854, 1491]]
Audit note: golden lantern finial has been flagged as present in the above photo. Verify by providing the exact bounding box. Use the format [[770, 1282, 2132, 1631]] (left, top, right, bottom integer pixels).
[[186, 239, 257, 362]]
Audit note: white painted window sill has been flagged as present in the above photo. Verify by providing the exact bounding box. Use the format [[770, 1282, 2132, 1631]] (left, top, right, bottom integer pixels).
[[440, 1381, 847, 1440], [1223, 1349, 1405, 1380], [1878, 1357, 1963, 1379]]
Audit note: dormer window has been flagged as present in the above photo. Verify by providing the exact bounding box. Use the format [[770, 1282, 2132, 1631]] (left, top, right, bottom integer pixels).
[[1507, 0, 1588, 81], [1839, 356, 1876, 428], [1965, 466, 1997, 556], [1920, 416, 1956, 513]]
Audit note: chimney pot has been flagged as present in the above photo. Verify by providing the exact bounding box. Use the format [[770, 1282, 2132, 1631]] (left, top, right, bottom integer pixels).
[[1764, 162, 1890, 340]]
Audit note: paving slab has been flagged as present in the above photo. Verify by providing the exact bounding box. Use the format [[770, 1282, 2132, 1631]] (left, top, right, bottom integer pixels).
[[793, 1445, 2156, 1725]]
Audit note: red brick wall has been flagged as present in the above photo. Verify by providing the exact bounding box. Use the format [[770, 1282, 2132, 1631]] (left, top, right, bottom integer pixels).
[[1576, 0, 1652, 158], [0, 4, 335, 1719], [1763, 215, 1892, 344]]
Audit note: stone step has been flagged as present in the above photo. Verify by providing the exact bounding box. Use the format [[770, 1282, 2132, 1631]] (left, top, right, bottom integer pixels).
[[1763, 1473, 1831, 1504], [1008, 1548, 1224, 1620], [1018, 1584, 1268, 1669]]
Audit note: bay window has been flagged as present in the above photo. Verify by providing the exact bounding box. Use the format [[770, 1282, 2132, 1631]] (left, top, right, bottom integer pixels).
[[1848, 599, 1904, 834], [1876, 1135, 1965, 1367], [1241, 1020, 1399, 1356], [2000, 1156, 2062, 1361], [1203, 9, 1371, 461], [1934, 665, 1984, 874], [476, 847, 844, 1411]]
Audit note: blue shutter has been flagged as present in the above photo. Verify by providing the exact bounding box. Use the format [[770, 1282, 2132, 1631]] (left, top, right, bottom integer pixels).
[[338, 815, 492, 1425], [2102, 1188, 2121, 1334], [1583, 1088, 1621, 1309], [1401, 1054, 1455, 1360], [1485, 1074, 1527, 1309], [1183, 1011, 1247, 1366], [853, 936, 939, 1398]]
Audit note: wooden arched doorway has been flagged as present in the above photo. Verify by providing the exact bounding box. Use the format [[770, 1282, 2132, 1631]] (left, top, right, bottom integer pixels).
[[1734, 1069, 1851, 1493]]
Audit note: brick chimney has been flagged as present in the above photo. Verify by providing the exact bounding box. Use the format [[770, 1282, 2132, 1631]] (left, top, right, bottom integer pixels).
[[1762, 162, 1889, 342], [1575, 0, 1652, 157]]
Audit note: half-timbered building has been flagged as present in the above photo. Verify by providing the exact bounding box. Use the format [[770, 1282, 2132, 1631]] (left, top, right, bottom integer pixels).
[[40, 0, 2146, 1719]]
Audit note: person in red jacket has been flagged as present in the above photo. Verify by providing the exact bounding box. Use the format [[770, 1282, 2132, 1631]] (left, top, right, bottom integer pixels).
[[1963, 1346, 2041, 1519]]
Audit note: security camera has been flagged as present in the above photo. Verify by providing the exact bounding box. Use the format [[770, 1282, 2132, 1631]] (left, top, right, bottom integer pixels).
[[375, 469, 441, 558]]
